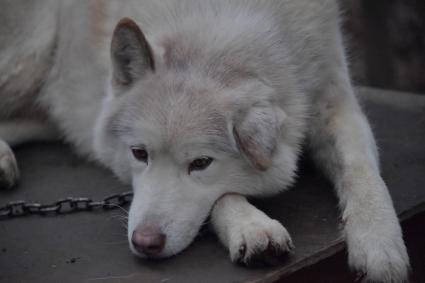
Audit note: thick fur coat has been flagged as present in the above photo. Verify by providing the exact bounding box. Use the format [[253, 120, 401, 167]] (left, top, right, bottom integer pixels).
[[0, 1, 409, 282]]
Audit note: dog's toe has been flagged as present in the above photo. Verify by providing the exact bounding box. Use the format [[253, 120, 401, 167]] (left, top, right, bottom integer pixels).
[[235, 244, 247, 264], [0, 142, 19, 189], [230, 217, 293, 266], [245, 240, 291, 266]]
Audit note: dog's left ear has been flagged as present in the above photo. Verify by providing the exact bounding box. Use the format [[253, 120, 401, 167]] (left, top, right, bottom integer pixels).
[[233, 105, 286, 171], [111, 18, 155, 88]]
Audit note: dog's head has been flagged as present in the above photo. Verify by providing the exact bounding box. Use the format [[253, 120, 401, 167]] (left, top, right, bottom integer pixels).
[[94, 18, 299, 258]]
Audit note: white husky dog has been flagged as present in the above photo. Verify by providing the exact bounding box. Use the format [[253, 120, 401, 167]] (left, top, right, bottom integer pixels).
[[0, 1, 409, 282]]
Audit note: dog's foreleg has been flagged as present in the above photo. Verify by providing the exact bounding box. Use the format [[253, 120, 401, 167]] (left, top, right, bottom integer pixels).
[[0, 120, 58, 189], [308, 68, 409, 281], [211, 194, 294, 265]]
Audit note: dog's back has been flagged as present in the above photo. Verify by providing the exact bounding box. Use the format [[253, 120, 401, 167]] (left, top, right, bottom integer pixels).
[[102, 0, 339, 91], [0, 1, 57, 118], [0, 0, 339, 136]]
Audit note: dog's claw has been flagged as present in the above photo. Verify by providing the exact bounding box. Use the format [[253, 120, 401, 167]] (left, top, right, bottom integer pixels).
[[287, 239, 295, 252], [235, 244, 247, 264], [239, 244, 246, 258], [354, 271, 367, 283], [243, 241, 291, 266]]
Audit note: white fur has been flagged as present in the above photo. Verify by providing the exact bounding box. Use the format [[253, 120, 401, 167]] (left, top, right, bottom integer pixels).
[[0, 1, 409, 281], [212, 194, 294, 264]]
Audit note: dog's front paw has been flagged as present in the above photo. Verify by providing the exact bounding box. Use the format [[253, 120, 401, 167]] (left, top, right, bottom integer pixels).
[[345, 220, 410, 283], [228, 216, 294, 266], [0, 141, 19, 189]]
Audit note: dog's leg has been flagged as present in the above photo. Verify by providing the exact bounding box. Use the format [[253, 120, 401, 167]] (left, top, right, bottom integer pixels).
[[0, 120, 58, 189], [211, 194, 294, 266], [308, 60, 409, 281]]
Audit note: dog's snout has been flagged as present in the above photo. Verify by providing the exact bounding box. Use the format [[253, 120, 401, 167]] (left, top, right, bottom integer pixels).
[[131, 225, 166, 256]]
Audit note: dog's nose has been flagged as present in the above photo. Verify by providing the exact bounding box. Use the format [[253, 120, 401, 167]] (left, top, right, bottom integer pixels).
[[131, 225, 166, 256]]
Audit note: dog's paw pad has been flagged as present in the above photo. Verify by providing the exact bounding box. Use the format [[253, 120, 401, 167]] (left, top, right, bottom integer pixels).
[[230, 218, 293, 266], [0, 144, 19, 189]]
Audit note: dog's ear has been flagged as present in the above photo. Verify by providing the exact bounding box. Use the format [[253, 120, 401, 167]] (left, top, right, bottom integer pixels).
[[233, 105, 286, 171], [111, 18, 155, 87]]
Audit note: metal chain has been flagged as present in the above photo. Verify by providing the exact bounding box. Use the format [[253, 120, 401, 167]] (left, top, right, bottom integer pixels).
[[0, 191, 133, 220]]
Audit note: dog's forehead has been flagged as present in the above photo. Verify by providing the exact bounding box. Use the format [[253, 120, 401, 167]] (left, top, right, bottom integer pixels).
[[119, 74, 232, 152], [166, 101, 230, 153]]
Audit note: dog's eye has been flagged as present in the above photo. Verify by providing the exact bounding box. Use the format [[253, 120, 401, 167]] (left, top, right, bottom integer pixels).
[[131, 147, 148, 163], [188, 157, 213, 174]]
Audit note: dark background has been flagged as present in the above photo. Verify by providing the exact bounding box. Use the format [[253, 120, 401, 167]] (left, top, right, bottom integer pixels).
[[342, 0, 425, 93]]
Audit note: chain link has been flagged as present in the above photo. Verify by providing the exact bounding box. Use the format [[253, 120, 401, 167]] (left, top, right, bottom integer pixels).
[[0, 191, 133, 220]]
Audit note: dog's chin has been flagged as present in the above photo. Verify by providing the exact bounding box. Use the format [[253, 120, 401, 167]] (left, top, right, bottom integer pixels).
[[128, 233, 197, 260], [129, 244, 167, 259], [129, 246, 186, 260], [129, 245, 165, 260]]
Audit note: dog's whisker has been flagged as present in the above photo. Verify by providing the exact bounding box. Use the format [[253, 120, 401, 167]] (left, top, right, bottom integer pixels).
[[110, 204, 129, 215], [111, 212, 128, 219], [113, 215, 129, 222]]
